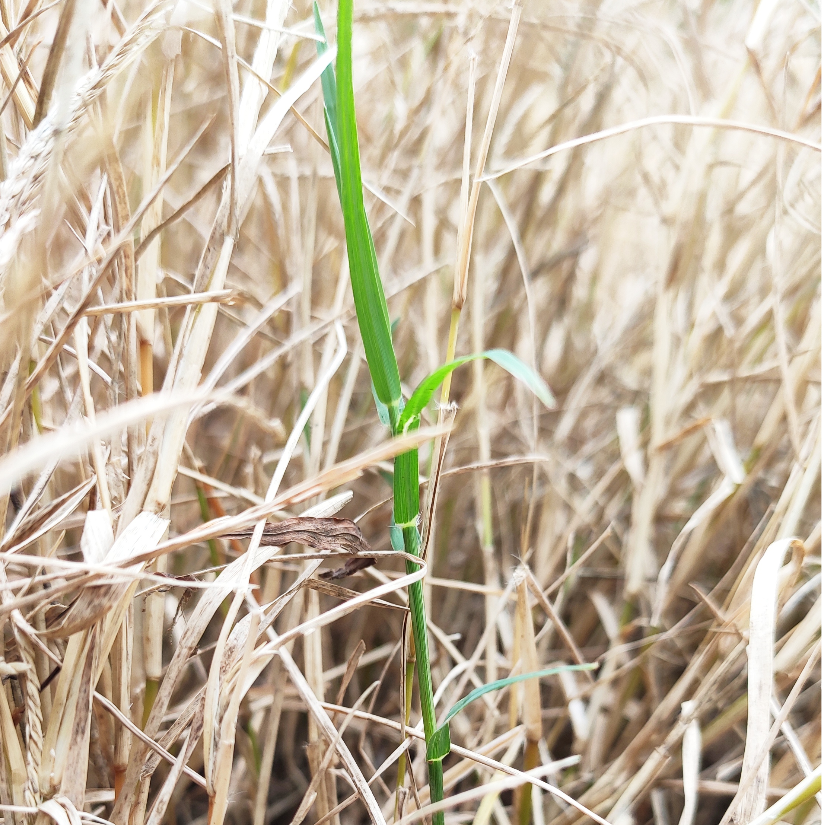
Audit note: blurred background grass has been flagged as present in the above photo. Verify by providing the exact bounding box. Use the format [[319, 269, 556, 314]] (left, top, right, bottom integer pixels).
[[0, 1, 819, 824]]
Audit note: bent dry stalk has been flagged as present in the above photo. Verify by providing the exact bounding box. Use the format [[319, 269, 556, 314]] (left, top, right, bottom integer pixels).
[[315, 1, 555, 821]]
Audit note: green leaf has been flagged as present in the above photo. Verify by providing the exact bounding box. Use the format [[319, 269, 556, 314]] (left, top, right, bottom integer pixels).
[[329, 0, 402, 415], [426, 724, 451, 763], [313, 4, 342, 197], [371, 382, 390, 427], [433, 664, 596, 746], [313, 5, 338, 134], [398, 349, 555, 432], [746, 767, 822, 825]]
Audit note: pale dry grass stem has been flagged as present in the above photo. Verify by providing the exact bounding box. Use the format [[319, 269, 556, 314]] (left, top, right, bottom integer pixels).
[[0, 2, 819, 825]]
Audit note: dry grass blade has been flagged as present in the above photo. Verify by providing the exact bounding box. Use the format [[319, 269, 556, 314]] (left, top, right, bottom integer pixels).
[[36, 795, 83, 825], [484, 114, 821, 181], [144, 722, 202, 825], [0, 390, 213, 498], [728, 538, 807, 824], [452, 1, 521, 311], [122, 425, 449, 566], [83, 289, 235, 316], [289, 682, 378, 825], [0, 18, 36, 127], [1, 475, 95, 552], [513, 567, 542, 823], [20, 113, 214, 400], [745, 766, 822, 825], [678, 701, 701, 825], [91, 691, 206, 790], [257, 560, 423, 654], [213, 0, 240, 232], [276, 644, 388, 825], [31, 0, 76, 128], [398, 745, 613, 825], [0, 3, 170, 280]]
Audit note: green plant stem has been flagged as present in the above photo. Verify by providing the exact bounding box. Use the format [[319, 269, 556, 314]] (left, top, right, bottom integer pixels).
[[402, 545, 436, 739], [394, 297, 460, 821], [314, 2, 449, 815], [427, 760, 445, 819], [394, 445, 445, 825]]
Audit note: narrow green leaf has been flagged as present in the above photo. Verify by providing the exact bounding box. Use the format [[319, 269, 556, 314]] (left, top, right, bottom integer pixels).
[[313, 4, 342, 196], [746, 766, 822, 825], [313, 4, 338, 135], [399, 349, 555, 432], [433, 664, 596, 746], [332, 0, 401, 413], [426, 724, 451, 763]]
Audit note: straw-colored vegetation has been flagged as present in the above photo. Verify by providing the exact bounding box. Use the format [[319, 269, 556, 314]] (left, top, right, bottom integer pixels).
[[0, 1, 819, 825]]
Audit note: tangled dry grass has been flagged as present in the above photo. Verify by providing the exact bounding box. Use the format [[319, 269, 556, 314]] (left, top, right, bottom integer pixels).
[[0, 1, 820, 825]]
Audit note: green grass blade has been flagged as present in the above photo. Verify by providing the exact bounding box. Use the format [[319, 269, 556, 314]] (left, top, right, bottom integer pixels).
[[323, 4, 446, 819], [399, 349, 556, 432], [746, 766, 822, 825], [331, 0, 401, 415], [313, 4, 338, 134], [434, 663, 597, 745], [426, 724, 451, 762], [313, 3, 342, 196]]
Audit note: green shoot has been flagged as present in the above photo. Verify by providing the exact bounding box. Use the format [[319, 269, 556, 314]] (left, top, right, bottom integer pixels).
[[315, 2, 557, 819]]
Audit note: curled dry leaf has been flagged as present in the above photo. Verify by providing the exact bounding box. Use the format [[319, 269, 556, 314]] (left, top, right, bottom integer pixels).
[[318, 556, 377, 580], [37, 795, 82, 825], [220, 516, 371, 555]]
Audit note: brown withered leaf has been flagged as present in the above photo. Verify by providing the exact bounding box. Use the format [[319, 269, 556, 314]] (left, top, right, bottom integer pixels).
[[220, 517, 371, 555], [306, 575, 400, 609], [318, 556, 377, 581]]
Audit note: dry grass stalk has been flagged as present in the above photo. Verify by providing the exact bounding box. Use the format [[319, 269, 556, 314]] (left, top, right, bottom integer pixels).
[[0, 2, 819, 825]]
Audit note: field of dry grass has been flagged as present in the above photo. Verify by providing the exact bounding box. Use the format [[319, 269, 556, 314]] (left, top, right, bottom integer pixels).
[[0, 1, 820, 824]]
